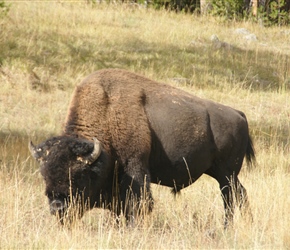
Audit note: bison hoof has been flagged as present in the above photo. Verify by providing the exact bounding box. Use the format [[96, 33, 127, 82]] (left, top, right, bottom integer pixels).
[[50, 199, 66, 214]]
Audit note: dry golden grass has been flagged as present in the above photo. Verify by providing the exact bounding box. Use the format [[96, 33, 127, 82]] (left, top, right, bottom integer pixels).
[[0, 1, 289, 249]]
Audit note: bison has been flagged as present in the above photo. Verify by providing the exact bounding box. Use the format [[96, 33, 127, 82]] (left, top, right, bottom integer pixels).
[[29, 68, 255, 226]]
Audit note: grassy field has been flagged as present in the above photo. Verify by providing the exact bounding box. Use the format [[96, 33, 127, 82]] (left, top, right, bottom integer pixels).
[[0, 1, 289, 249]]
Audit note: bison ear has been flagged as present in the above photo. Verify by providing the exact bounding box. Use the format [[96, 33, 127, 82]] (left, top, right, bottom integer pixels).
[[28, 141, 43, 160]]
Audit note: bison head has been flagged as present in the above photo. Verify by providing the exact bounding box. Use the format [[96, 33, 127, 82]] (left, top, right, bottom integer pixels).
[[29, 136, 109, 224]]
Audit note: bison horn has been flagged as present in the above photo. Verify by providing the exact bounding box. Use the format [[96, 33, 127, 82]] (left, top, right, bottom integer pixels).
[[28, 141, 42, 160], [83, 137, 102, 164]]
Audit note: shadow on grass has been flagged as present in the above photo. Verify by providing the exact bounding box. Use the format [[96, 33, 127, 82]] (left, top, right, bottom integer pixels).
[[0, 29, 289, 92], [0, 132, 54, 170]]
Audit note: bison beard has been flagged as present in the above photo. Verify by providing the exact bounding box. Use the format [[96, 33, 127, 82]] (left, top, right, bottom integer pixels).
[[29, 68, 255, 228]]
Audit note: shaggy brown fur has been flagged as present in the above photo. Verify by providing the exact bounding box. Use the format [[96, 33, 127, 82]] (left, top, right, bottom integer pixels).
[[30, 69, 255, 226]]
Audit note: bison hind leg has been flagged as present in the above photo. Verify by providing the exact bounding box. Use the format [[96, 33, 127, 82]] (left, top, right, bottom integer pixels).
[[234, 178, 252, 221], [220, 175, 252, 228], [205, 167, 252, 228]]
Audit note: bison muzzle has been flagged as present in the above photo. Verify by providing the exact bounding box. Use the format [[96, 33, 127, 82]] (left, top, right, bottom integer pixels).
[[29, 68, 255, 227]]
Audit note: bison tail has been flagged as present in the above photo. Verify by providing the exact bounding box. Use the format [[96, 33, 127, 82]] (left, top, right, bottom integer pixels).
[[245, 135, 256, 168]]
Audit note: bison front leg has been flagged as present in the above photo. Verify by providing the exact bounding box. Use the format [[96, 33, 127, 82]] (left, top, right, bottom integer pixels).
[[119, 164, 154, 225]]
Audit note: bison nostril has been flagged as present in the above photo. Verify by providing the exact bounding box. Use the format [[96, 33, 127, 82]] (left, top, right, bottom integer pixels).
[[50, 200, 65, 212]]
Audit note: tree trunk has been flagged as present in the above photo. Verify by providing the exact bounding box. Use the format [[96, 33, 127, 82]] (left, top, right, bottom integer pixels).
[[252, 0, 258, 16], [200, 0, 207, 13]]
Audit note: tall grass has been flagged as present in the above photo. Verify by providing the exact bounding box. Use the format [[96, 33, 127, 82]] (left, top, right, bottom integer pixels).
[[0, 1, 289, 249]]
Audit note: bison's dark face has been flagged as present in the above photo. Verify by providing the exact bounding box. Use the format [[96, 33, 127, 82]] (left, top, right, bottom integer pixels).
[[29, 136, 108, 224]]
